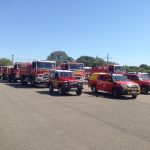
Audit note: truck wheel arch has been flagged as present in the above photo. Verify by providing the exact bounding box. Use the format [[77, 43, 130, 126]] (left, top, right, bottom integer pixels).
[[91, 84, 98, 93]]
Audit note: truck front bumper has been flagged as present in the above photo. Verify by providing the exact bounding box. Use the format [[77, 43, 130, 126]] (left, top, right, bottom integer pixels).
[[120, 87, 140, 96], [35, 76, 50, 83]]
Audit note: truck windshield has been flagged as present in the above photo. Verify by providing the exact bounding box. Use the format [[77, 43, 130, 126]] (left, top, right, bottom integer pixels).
[[37, 62, 55, 69], [112, 75, 129, 81], [69, 63, 84, 70], [138, 74, 150, 81], [114, 66, 126, 73], [59, 72, 74, 78], [14, 64, 21, 70]]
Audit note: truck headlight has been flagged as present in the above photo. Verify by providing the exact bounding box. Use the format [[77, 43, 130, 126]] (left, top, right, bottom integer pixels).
[[121, 84, 128, 89], [78, 82, 83, 87]]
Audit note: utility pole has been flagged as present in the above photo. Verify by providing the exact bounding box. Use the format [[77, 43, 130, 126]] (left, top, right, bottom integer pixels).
[[12, 54, 14, 65], [106, 53, 109, 65]]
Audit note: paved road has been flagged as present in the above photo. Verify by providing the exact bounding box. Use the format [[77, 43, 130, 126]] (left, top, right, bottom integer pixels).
[[0, 80, 150, 150]]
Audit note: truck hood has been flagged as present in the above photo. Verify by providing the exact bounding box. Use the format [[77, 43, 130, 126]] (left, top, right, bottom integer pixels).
[[73, 70, 85, 76], [37, 69, 50, 75], [115, 81, 138, 86], [140, 80, 150, 85], [59, 77, 80, 82]]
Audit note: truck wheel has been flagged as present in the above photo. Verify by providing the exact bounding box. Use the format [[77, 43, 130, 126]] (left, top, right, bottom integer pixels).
[[141, 87, 148, 94], [13, 79, 17, 83], [58, 86, 65, 95], [91, 86, 97, 94], [112, 88, 119, 98], [49, 84, 53, 94], [21, 80, 26, 85], [8, 78, 12, 83], [132, 95, 137, 99], [76, 90, 82, 96]]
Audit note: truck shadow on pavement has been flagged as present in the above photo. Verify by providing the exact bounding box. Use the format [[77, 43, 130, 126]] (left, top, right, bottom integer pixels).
[[37, 91, 82, 97], [83, 91, 136, 100], [3, 83, 47, 89]]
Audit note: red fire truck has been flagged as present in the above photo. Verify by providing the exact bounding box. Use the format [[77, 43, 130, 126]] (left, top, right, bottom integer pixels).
[[90, 64, 126, 75], [0, 66, 4, 79], [1, 63, 21, 82], [2, 65, 14, 81], [20, 60, 56, 86], [88, 72, 140, 99], [88, 64, 141, 99], [126, 72, 150, 94], [60, 61, 85, 81], [12, 62, 21, 82]]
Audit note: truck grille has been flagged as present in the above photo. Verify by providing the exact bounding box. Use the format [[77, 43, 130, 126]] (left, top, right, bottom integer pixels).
[[128, 86, 139, 92]]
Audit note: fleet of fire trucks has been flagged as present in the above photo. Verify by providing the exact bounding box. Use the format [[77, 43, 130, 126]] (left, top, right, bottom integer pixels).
[[0, 60, 56, 86], [1, 61, 150, 99]]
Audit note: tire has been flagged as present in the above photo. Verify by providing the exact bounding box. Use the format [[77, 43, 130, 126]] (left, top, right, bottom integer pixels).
[[21, 78, 27, 86], [58, 86, 65, 95], [112, 88, 119, 98], [76, 90, 82, 96], [49, 84, 53, 94], [91, 86, 97, 94], [8, 78, 12, 83], [13, 79, 17, 83], [31, 81, 36, 87], [132, 95, 137, 99], [141, 87, 148, 94]]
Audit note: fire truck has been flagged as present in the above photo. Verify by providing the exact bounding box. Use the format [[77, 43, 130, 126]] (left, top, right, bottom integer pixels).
[[20, 60, 56, 86], [84, 67, 92, 80], [12, 62, 21, 82], [2, 65, 14, 81], [90, 64, 126, 75], [60, 61, 85, 81], [88, 64, 141, 99], [1, 63, 21, 82], [126, 72, 150, 94], [88, 72, 140, 99], [0, 66, 4, 79]]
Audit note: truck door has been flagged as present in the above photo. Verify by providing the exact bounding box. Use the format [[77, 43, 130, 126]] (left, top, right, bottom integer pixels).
[[53, 72, 59, 88], [103, 75, 114, 93], [97, 75, 109, 92], [97, 75, 113, 93]]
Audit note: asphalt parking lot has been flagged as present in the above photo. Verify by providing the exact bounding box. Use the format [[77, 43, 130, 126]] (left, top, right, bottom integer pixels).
[[0, 80, 150, 150]]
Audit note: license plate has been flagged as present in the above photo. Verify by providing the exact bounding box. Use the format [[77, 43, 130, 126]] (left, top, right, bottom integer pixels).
[[131, 91, 136, 94]]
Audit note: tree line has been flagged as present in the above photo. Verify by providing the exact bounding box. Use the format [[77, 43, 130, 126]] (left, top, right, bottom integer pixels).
[[1, 50, 150, 73]]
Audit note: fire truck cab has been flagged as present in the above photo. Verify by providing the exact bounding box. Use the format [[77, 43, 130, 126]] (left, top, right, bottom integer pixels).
[[60, 61, 85, 81], [2, 65, 14, 81], [90, 64, 126, 75], [20, 60, 56, 86], [107, 64, 126, 74]]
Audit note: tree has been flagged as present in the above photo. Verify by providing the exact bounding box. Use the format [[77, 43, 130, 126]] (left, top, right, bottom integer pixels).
[[139, 64, 149, 70], [76, 55, 117, 67], [47, 51, 73, 65], [0, 58, 12, 66], [94, 57, 107, 66], [76, 56, 95, 66], [126, 66, 138, 72]]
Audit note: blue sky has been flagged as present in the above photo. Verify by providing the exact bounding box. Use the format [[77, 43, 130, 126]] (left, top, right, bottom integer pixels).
[[0, 0, 150, 66]]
